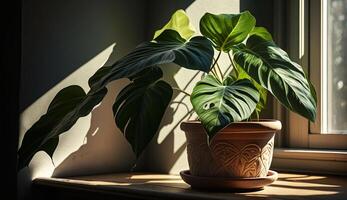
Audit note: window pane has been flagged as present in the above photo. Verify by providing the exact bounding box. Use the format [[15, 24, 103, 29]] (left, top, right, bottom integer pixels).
[[327, 0, 347, 133]]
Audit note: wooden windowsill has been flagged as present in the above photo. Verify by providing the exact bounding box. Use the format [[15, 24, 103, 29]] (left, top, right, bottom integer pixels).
[[272, 148, 347, 175], [33, 172, 347, 200], [274, 148, 347, 161]]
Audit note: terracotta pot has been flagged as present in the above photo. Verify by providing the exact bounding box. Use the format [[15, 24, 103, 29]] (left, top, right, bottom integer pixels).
[[181, 120, 281, 178]]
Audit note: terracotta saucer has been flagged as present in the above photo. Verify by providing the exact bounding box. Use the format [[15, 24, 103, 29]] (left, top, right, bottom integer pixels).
[[180, 170, 278, 191]]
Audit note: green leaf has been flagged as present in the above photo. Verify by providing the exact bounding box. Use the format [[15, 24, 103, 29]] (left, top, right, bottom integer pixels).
[[200, 11, 256, 52], [303, 70, 317, 105], [249, 27, 273, 41], [191, 75, 260, 141], [154, 9, 195, 40], [235, 63, 267, 115], [88, 66, 111, 88], [92, 29, 214, 91], [113, 67, 173, 156], [18, 86, 107, 170], [232, 35, 317, 121], [232, 27, 273, 114]]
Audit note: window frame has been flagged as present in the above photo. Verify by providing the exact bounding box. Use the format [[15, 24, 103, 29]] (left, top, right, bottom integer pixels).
[[285, 0, 347, 149]]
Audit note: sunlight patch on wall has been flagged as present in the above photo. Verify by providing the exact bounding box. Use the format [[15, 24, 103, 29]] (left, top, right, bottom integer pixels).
[[19, 42, 115, 146], [19, 43, 135, 178]]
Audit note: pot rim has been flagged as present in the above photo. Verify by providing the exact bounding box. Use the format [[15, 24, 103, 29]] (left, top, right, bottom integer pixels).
[[181, 119, 282, 132], [182, 119, 280, 123]]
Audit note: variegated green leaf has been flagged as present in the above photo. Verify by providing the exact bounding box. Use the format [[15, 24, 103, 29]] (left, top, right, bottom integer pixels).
[[191, 75, 259, 141]]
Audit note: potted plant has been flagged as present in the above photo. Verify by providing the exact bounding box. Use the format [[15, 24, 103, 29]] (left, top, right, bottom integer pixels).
[[18, 10, 316, 190]]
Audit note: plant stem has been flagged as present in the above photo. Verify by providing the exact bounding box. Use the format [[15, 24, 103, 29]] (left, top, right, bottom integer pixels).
[[211, 51, 224, 80], [228, 52, 238, 77], [210, 67, 218, 77], [213, 58, 224, 81], [172, 87, 191, 96], [215, 59, 222, 72], [255, 110, 260, 120], [211, 51, 221, 69]]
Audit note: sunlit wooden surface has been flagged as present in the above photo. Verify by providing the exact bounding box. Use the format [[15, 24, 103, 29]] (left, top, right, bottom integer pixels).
[[34, 172, 347, 200]]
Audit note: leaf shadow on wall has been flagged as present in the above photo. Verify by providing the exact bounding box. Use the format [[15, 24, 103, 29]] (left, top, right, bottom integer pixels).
[[135, 64, 201, 174], [52, 0, 203, 177], [52, 46, 136, 177], [52, 47, 198, 177]]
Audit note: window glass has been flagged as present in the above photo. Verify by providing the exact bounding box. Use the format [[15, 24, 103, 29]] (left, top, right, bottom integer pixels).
[[327, 0, 347, 133]]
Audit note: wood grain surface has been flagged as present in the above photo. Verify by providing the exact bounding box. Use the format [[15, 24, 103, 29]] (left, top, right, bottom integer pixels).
[[33, 172, 347, 200]]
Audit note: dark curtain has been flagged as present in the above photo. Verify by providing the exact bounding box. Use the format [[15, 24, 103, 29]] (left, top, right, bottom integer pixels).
[[0, 0, 21, 199]]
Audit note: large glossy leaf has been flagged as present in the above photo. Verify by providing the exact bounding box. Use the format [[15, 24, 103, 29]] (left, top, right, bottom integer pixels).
[[249, 27, 273, 41], [153, 9, 195, 40], [200, 11, 255, 52], [232, 27, 272, 116], [91, 29, 214, 91], [113, 67, 173, 156], [88, 66, 111, 88], [191, 75, 259, 141], [18, 86, 107, 169], [234, 63, 267, 115], [232, 35, 317, 121]]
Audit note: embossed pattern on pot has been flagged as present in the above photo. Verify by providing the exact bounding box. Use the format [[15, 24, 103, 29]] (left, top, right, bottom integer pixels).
[[211, 137, 274, 177], [181, 120, 281, 178], [185, 130, 228, 177]]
